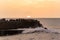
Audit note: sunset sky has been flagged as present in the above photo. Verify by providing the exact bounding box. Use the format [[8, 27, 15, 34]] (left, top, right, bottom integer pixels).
[[0, 0, 60, 18]]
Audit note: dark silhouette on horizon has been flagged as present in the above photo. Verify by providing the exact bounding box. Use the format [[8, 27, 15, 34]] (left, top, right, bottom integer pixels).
[[0, 18, 43, 30]]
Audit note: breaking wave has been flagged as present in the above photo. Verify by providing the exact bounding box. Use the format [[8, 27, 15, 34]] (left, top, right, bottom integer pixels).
[[17, 27, 60, 34], [0, 27, 60, 36]]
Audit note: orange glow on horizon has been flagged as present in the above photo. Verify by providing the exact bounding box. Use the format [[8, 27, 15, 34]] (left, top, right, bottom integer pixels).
[[0, 0, 60, 18]]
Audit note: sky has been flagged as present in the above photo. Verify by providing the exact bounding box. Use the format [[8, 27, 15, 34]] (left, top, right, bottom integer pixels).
[[0, 0, 60, 18]]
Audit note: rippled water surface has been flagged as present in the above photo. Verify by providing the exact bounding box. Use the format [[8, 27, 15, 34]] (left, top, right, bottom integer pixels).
[[0, 28, 60, 40]]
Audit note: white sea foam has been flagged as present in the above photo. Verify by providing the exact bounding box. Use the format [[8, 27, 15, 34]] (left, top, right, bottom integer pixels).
[[45, 28, 60, 34], [22, 28, 60, 34], [11, 27, 60, 34]]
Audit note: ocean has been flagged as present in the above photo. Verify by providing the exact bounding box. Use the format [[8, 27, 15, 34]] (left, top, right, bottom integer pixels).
[[0, 18, 60, 40]]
